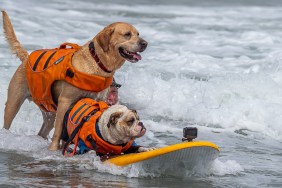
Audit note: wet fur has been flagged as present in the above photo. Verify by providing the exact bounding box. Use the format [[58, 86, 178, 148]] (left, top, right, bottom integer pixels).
[[2, 11, 147, 151]]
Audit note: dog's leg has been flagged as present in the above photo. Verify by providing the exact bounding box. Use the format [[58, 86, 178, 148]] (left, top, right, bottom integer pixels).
[[49, 96, 74, 151], [4, 64, 29, 129], [38, 111, 55, 139]]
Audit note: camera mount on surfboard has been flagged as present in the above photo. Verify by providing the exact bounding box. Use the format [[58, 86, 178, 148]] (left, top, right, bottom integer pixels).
[[182, 127, 198, 142]]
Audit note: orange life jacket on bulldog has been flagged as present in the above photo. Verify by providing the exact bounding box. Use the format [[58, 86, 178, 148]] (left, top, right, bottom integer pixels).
[[62, 98, 134, 157], [26, 43, 113, 112]]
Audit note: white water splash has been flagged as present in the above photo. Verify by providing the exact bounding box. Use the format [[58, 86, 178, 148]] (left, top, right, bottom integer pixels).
[[209, 159, 244, 176]]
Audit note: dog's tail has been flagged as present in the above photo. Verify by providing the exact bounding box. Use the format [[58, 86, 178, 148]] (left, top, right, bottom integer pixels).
[[2, 11, 28, 63]]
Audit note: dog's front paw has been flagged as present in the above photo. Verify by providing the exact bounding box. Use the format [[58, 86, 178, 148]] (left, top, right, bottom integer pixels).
[[48, 142, 60, 151], [138, 147, 157, 153]]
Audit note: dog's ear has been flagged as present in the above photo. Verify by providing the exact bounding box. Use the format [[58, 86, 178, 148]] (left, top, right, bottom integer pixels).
[[131, 109, 137, 114], [96, 26, 115, 52], [107, 111, 123, 128]]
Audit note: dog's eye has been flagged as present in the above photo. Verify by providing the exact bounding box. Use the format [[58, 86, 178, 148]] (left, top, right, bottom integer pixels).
[[124, 32, 131, 38], [127, 118, 135, 125], [137, 32, 139, 36]]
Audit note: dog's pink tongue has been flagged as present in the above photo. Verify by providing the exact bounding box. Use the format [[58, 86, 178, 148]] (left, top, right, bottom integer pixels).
[[133, 53, 142, 60]]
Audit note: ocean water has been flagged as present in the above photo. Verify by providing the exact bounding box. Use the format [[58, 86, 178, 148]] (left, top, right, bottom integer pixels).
[[1, 0, 282, 187]]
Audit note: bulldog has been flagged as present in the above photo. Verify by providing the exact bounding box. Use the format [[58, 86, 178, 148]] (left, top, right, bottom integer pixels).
[[62, 99, 156, 156]]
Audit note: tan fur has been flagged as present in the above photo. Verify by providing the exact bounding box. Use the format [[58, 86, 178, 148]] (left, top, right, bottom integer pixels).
[[2, 11, 147, 151], [2, 11, 28, 63]]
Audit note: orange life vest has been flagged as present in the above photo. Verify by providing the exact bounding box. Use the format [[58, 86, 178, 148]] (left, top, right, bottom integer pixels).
[[26, 43, 113, 112], [63, 98, 134, 156]]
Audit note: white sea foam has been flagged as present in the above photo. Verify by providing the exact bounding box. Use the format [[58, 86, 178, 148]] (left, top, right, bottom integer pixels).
[[209, 159, 244, 176], [0, 129, 48, 152]]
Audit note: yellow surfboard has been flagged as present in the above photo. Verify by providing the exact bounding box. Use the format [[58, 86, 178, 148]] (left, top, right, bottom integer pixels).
[[104, 141, 219, 169]]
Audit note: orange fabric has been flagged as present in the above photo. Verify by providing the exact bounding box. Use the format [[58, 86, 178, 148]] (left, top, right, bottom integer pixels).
[[67, 98, 134, 155], [26, 43, 113, 112]]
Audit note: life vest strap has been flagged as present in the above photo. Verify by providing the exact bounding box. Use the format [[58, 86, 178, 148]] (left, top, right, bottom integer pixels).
[[61, 109, 71, 142], [86, 135, 98, 151]]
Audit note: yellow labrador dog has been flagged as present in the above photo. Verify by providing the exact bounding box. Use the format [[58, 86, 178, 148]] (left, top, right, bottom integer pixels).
[[2, 11, 148, 151]]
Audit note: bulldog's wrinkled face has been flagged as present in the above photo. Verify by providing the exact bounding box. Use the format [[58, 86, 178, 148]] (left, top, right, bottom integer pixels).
[[98, 105, 146, 145]]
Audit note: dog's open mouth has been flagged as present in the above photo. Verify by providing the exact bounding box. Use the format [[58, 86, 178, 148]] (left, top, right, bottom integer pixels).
[[119, 47, 142, 63]]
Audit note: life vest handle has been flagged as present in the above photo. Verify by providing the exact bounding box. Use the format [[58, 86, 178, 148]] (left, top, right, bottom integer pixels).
[[59, 42, 80, 50], [62, 108, 99, 156]]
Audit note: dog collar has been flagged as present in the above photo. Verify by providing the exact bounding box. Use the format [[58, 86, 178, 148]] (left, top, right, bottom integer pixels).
[[89, 42, 112, 74]]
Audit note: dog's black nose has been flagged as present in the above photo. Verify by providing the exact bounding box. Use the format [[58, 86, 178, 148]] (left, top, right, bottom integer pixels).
[[139, 40, 148, 51], [138, 122, 146, 132]]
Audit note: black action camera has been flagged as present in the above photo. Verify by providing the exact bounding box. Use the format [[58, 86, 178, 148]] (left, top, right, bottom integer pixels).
[[182, 127, 198, 142]]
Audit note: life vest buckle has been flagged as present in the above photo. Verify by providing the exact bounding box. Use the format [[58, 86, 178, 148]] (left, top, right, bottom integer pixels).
[[66, 69, 74, 78]]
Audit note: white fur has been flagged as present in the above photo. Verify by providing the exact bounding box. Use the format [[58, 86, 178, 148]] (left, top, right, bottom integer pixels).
[[97, 105, 156, 152], [98, 105, 132, 144]]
